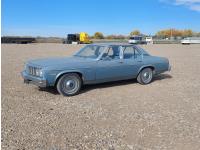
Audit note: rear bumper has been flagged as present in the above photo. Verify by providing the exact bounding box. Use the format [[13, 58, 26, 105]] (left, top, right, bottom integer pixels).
[[21, 71, 47, 87]]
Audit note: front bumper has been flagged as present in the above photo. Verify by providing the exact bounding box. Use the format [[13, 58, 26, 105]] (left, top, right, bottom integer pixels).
[[21, 71, 47, 87]]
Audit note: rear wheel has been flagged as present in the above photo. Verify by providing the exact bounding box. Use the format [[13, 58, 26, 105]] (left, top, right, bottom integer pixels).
[[56, 73, 82, 96], [137, 68, 153, 85]]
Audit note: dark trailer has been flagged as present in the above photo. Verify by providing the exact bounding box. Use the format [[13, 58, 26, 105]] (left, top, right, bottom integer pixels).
[[63, 34, 80, 44], [1, 37, 36, 44]]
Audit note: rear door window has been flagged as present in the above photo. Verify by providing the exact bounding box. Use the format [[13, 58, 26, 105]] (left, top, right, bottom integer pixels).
[[123, 46, 141, 59]]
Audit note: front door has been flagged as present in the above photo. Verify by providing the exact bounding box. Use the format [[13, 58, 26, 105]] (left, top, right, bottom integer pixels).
[[95, 46, 126, 81]]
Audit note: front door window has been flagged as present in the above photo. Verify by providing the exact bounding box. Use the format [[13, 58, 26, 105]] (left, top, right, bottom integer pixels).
[[101, 46, 120, 60]]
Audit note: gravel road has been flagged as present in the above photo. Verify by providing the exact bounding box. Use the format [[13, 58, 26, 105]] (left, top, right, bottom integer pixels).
[[2, 43, 200, 150]]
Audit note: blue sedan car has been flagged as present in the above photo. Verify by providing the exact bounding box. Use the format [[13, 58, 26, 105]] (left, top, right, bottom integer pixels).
[[21, 43, 171, 96]]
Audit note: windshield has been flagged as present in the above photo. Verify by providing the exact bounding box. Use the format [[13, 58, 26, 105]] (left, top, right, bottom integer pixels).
[[74, 45, 106, 59]]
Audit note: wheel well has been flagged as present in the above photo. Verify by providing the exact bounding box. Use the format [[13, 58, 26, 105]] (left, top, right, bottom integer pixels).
[[139, 66, 155, 74], [54, 72, 83, 86]]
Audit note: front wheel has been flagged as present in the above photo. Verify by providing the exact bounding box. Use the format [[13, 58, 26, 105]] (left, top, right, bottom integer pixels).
[[137, 68, 153, 85], [56, 73, 82, 96]]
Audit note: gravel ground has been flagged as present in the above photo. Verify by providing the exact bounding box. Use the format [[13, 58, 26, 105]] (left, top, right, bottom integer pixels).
[[2, 43, 200, 150]]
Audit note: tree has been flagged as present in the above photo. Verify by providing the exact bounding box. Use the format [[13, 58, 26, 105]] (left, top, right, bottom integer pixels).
[[94, 32, 104, 39], [156, 31, 166, 38], [195, 32, 200, 37], [156, 29, 195, 38], [130, 30, 141, 36], [182, 30, 193, 37]]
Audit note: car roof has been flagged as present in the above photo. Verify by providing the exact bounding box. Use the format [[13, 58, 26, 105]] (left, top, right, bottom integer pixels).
[[88, 43, 150, 55], [90, 43, 136, 47]]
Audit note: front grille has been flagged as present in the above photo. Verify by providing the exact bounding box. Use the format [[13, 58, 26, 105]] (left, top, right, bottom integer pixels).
[[28, 66, 36, 76], [27, 66, 39, 76]]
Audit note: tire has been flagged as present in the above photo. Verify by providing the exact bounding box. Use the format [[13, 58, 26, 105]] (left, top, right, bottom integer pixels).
[[56, 73, 82, 96], [137, 68, 153, 85]]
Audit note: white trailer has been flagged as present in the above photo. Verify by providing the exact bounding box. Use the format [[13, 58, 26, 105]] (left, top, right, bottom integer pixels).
[[181, 37, 200, 44]]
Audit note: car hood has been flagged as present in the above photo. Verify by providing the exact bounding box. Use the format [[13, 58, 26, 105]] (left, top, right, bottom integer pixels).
[[28, 56, 95, 68]]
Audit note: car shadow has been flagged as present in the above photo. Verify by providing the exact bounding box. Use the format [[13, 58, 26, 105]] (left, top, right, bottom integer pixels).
[[38, 86, 59, 95], [153, 74, 172, 81], [38, 74, 173, 95], [80, 73, 173, 94]]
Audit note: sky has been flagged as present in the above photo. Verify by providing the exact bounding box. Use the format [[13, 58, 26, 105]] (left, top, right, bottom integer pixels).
[[1, 0, 200, 37]]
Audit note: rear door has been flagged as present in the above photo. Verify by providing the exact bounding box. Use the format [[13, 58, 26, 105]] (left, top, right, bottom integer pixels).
[[122, 46, 143, 78]]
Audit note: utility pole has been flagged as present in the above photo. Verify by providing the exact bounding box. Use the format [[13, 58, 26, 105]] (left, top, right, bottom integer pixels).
[[170, 29, 173, 39]]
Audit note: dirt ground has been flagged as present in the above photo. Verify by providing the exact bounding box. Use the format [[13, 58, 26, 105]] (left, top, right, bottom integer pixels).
[[1, 43, 200, 150]]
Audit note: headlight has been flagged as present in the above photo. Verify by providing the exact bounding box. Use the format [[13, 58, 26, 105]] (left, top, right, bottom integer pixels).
[[35, 68, 43, 77]]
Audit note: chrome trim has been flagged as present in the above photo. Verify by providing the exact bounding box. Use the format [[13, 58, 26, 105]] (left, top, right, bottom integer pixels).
[[168, 65, 171, 71], [26, 65, 42, 77], [21, 71, 47, 87]]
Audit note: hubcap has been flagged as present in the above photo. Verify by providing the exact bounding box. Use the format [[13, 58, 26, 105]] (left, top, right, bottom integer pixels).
[[141, 69, 152, 83], [65, 80, 75, 90], [143, 72, 150, 80], [62, 76, 79, 94]]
